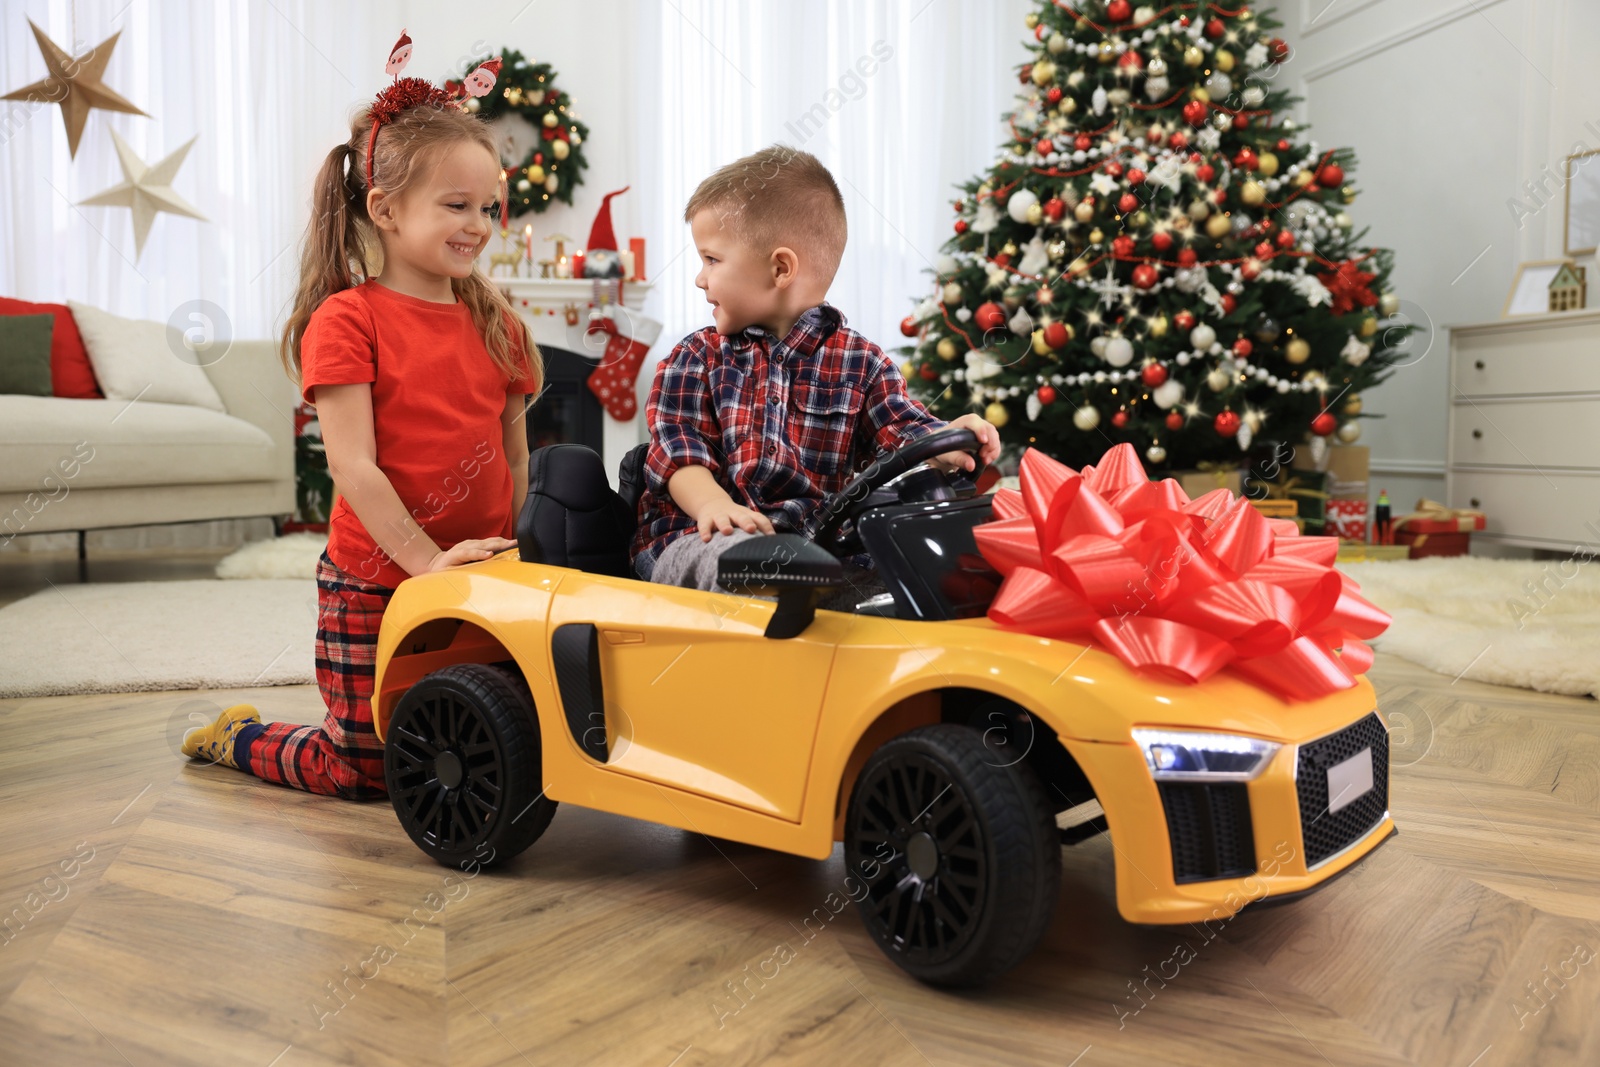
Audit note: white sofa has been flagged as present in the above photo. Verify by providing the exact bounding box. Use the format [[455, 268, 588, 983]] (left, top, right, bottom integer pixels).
[[0, 340, 296, 560]]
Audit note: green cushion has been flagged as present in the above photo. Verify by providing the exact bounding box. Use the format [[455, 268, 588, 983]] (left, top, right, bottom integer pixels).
[[0, 313, 55, 396]]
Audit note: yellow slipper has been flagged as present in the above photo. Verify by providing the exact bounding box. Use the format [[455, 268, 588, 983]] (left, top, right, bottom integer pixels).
[[181, 704, 261, 768]]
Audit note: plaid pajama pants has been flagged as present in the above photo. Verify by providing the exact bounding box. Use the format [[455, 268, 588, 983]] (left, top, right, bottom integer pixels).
[[241, 551, 392, 800]]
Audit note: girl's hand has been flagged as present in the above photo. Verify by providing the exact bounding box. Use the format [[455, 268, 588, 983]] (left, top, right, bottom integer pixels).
[[426, 537, 517, 572]]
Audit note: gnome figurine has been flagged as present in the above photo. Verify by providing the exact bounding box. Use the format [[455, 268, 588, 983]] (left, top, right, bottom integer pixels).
[[386, 30, 413, 77], [579, 187, 631, 279]]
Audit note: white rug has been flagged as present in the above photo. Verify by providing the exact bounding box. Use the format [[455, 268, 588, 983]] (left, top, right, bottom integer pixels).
[[1340, 556, 1600, 699], [216, 532, 329, 580], [0, 579, 317, 698]]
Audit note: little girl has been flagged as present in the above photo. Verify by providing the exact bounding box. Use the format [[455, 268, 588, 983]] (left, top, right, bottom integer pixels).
[[181, 40, 542, 800]]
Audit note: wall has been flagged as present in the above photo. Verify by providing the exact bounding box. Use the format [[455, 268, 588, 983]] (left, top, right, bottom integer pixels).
[[1270, 0, 1597, 511]]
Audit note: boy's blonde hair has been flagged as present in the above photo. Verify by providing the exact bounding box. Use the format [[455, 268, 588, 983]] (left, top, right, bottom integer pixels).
[[684, 146, 847, 281], [281, 99, 542, 393]]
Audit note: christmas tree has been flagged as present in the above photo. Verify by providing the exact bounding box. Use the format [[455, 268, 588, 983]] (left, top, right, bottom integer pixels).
[[901, 2, 1409, 471]]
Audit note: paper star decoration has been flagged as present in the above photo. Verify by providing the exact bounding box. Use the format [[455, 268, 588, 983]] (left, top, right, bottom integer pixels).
[[2, 20, 148, 158], [79, 129, 206, 257]]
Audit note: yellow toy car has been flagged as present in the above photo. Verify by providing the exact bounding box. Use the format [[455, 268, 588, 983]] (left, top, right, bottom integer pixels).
[[371, 428, 1394, 986]]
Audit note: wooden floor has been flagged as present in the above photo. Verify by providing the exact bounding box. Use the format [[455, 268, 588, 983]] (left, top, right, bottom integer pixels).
[[2, 549, 1598, 1065]]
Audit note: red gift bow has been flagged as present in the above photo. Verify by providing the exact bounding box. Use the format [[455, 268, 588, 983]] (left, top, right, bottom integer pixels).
[[973, 444, 1391, 703]]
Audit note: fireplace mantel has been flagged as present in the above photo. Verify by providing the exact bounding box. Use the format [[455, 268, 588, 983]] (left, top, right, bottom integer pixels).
[[495, 277, 655, 485]]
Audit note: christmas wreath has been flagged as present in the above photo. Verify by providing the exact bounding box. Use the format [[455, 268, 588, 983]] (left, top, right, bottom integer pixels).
[[446, 49, 589, 217]]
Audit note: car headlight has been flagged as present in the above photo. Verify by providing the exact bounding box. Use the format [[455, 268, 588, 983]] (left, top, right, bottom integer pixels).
[[1131, 729, 1281, 781]]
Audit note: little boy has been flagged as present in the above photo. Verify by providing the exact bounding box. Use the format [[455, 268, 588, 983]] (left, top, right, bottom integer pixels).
[[630, 146, 1000, 591]]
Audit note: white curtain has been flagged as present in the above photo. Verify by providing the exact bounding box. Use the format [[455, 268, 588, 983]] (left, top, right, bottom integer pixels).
[[633, 0, 1033, 359], [0, 0, 379, 339]]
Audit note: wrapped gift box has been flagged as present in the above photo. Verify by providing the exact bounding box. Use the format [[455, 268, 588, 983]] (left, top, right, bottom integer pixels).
[[1175, 467, 1243, 499], [1326, 498, 1369, 541]]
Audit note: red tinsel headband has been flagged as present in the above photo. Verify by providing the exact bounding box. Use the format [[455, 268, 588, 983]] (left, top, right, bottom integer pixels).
[[364, 29, 503, 188]]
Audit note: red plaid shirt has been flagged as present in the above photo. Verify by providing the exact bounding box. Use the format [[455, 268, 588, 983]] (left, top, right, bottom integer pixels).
[[631, 304, 944, 578]]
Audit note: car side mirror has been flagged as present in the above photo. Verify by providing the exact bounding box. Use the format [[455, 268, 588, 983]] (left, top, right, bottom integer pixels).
[[716, 534, 843, 639]]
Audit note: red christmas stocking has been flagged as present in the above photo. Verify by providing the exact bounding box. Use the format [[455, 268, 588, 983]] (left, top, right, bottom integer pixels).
[[586, 313, 662, 421]]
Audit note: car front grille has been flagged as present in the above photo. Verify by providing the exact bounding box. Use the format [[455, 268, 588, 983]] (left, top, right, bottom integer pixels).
[[1157, 782, 1257, 883], [1296, 711, 1389, 868]]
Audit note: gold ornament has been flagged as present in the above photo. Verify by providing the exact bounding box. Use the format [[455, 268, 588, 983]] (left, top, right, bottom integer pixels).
[[1257, 152, 1279, 177], [1032, 60, 1057, 85], [1215, 50, 1235, 72], [1337, 420, 1362, 444], [529, 89, 546, 106], [1285, 338, 1311, 364], [1002, 241, 1019, 256], [1207, 366, 1230, 391], [552, 139, 570, 160], [985, 401, 1011, 428], [1380, 292, 1400, 317], [1341, 184, 1357, 204], [1074, 201, 1096, 222], [1130, 210, 1150, 228], [1149, 315, 1169, 338], [1002, 285, 1025, 310], [1025, 12, 1039, 28], [1240, 181, 1266, 206], [1048, 33, 1068, 55], [901, 361, 916, 379], [1293, 170, 1315, 189], [504, 86, 524, 106], [1190, 87, 1211, 104], [527, 163, 547, 184], [936, 337, 959, 361], [542, 111, 560, 128], [1013, 144, 1028, 156], [1188, 199, 1211, 220], [1183, 45, 1205, 67], [1089, 227, 1105, 245], [544, 174, 559, 194], [78, 129, 206, 258], [1334, 212, 1353, 230], [1343, 394, 1363, 416], [1026, 203, 1044, 225], [2, 20, 149, 158], [942, 281, 963, 304], [1205, 214, 1231, 238], [1032, 329, 1052, 356], [1060, 97, 1078, 115], [1097, 42, 1116, 65], [1069, 259, 1091, 277], [1359, 316, 1378, 338]]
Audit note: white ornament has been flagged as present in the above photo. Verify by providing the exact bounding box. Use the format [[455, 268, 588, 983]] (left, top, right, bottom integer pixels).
[[1244, 42, 1269, 68], [1237, 424, 1253, 451], [1308, 435, 1328, 467], [1341, 334, 1372, 366], [1104, 336, 1135, 367], [1092, 86, 1108, 115], [973, 199, 1001, 233], [1153, 380, 1185, 409], [965, 348, 1004, 380], [1207, 366, 1230, 391], [1009, 306, 1034, 335], [1145, 76, 1171, 101], [1189, 324, 1217, 350], [935, 253, 961, 275], [1048, 33, 1068, 55], [1175, 267, 1206, 293], [1146, 443, 1168, 464], [943, 281, 963, 304], [955, 307, 973, 322], [1089, 172, 1119, 197], [1026, 392, 1043, 421], [1017, 235, 1051, 275], [1205, 72, 1232, 97], [1090, 336, 1109, 358], [1073, 404, 1101, 431], [1241, 85, 1265, 107], [1007, 188, 1040, 224], [1291, 271, 1332, 307]]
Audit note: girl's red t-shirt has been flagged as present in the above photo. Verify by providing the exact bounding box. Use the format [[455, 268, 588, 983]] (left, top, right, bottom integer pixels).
[[300, 281, 537, 589]]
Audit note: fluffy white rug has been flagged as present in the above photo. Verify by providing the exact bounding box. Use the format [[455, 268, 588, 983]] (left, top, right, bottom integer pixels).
[[215, 532, 329, 580], [0, 579, 316, 698], [1340, 556, 1600, 699]]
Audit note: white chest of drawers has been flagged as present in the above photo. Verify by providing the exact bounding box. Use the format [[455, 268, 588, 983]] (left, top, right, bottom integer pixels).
[[1447, 309, 1600, 551]]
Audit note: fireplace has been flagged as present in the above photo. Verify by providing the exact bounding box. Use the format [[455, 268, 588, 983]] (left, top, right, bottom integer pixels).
[[526, 345, 604, 456]]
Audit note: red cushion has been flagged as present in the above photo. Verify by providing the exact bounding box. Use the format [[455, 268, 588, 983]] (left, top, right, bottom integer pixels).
[[0, 297, 102, 398]]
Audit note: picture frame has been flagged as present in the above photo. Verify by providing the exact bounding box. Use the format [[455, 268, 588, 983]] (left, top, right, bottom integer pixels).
[[1502, 259, 1571, 317], [1564, 148, 1600, 257]]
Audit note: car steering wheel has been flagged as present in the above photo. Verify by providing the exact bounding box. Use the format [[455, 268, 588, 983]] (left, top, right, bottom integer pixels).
[[811, 426, 985, 556]]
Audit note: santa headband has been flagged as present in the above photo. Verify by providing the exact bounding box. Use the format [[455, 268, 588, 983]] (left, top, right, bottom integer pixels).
[[365, 29, 502, 188]]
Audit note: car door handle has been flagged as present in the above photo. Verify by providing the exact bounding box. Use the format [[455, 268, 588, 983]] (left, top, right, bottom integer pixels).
[[603, 630, 645, 644]]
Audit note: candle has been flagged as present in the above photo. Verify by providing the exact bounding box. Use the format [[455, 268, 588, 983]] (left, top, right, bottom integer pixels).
[[524, 224, 534, 263], [500, 194, 509, 231], [571, 251, 585, 279], [630, 237, 646, 281], [618, 250, 634, 280]]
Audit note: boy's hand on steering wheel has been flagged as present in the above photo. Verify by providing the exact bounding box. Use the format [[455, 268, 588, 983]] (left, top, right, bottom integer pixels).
[[930, 413, 1002, 472]]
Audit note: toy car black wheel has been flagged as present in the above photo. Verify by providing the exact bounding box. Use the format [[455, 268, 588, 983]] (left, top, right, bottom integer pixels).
[[384, 664, 556, 868], [845, 724, 1060, 986]]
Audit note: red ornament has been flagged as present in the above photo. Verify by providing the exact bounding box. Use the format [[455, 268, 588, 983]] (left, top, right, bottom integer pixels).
[[1132, 264, 1160, 289], [1232, 338, 1253, 358], [1165, 411, 1185, 431], [1276, 230, 1297, 250], [1038, 385, 1058, 405], [1177, 248, 1199, 268], [1045, 89, 1063, 108], [1044, 197, 1065, 220], [1221, 293, 1238, 314], [975, 302, 1007, 331], [1112, 410, 1131, 429], [1168, 131, 1188, 150], [1141, 362, 1169, 387], [1205, 17, 1225, 38], [1112, 235, 1136, 258], [954, 219, 968, 235], [900, 316, 919, 338], [1020, 64, 1033, 85], [1106, 161, 1125, 178], [1127, 168, 1146, 185], [1318, 163, 1345, 188], [1269, 38, 1290, 63], [1118, 193, 1140, 214], [1233, 113, 1250, 131], [1195, 163, 1215, 184], [1311, 412, 1338, 436], [1254, 241, 1275, 260], [1240, 259, 1261, 281], [1183, 100, 1209, 127], [1214, 410, 1241, 437], [1174, 310, 1197, 331], [1277, 138, 1291, 151], [1318, 260, 1380, 316], [1107, 0, 1133, 22], [1043, 321, 1071, 349], [1233, 148, 1258, 170], [994, 252, 1012, 269], [919, 363, 940, 381], [1150, 231, 1174, 252], [1037, 138, 1054, 155], [1118, 50, 1144, 71], [1075, 133, 1093, 151]]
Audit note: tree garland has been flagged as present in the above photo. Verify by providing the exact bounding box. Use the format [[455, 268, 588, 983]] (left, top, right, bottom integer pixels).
[[446, 49, 589, 217]]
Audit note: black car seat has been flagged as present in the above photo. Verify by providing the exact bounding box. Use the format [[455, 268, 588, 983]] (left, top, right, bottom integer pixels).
[[516, 444, 645, 578]]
